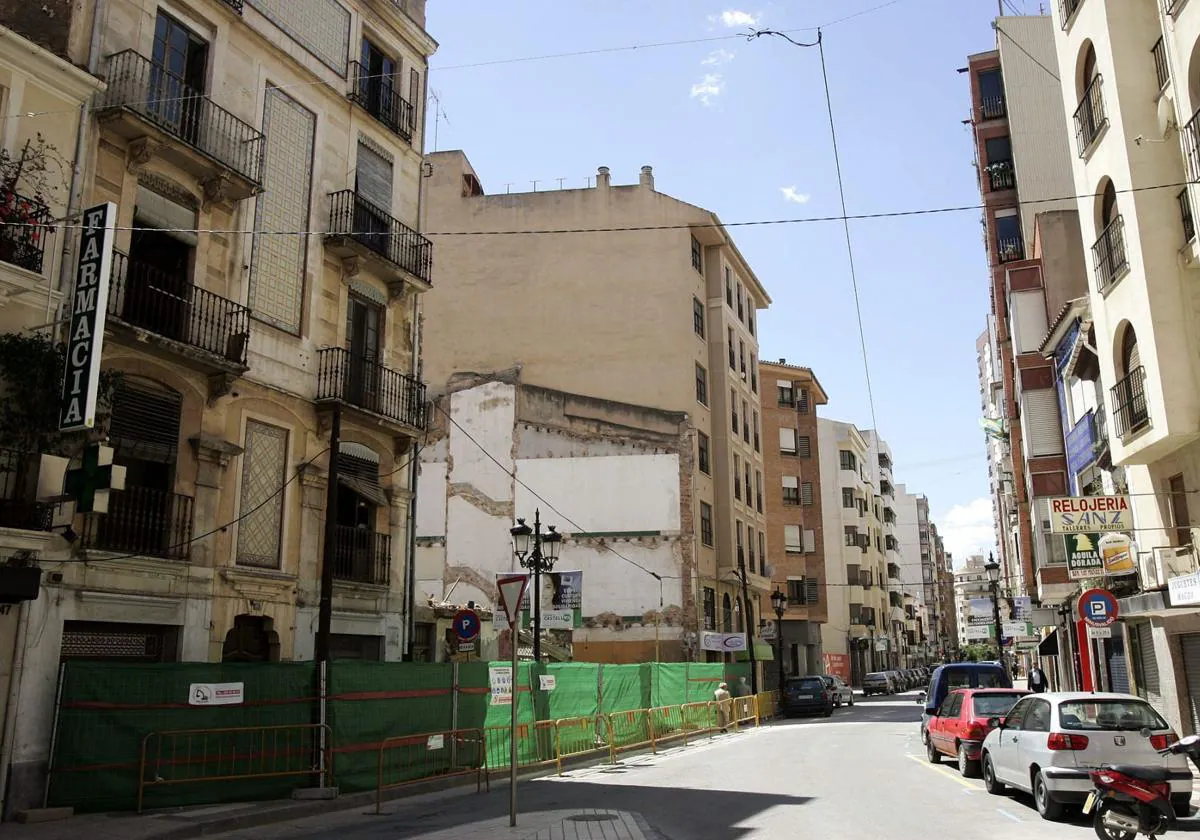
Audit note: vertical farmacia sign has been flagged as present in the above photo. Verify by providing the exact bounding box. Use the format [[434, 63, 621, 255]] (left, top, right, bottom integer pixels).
[[59, 202, 116, 432]]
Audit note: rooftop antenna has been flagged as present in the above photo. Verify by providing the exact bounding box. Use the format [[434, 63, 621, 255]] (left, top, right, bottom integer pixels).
[[556, 177, 566, 189], [428, 89, 450, 152], [504, 183, 513, 194], [531, 180, 540, 191]]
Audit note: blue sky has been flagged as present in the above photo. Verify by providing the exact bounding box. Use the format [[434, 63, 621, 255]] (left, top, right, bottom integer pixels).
[[424, 0, 1038, 564]]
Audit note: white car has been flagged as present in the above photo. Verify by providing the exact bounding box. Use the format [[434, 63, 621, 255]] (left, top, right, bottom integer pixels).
[[979, 692, 1193, 821]]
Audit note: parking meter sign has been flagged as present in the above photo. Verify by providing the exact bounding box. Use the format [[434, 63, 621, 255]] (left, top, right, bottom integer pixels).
[[1079, 588, 1119, 627]]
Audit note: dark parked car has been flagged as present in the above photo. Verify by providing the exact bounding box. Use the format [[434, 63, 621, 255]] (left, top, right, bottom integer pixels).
[[783, 675, 835, 717], [862, 671, 892, 697]]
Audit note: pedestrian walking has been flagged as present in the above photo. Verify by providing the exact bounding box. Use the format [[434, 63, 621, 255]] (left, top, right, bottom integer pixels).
[[714, 681, 732, 732], [1028, 663, 1048, 693], [735, 676, 751, 698]]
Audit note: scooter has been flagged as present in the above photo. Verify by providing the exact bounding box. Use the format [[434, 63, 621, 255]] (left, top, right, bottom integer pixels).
[[1086, 732, 1200, 838]]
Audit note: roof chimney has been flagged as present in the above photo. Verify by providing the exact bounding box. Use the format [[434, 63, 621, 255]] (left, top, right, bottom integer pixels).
[[639, 165, 654, 189], [596, 166, 610, 189]]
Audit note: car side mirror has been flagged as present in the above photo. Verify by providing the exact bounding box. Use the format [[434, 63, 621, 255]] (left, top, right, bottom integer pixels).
[[988, 716, 1002, 729]]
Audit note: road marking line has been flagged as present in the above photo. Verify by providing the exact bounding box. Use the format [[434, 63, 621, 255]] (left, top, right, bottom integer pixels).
[[996, 808, 1022, 822], [903, 754, 982, 790]]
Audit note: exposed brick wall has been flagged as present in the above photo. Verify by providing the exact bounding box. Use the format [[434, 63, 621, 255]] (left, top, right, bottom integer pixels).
[[0, 0, 74, 59]]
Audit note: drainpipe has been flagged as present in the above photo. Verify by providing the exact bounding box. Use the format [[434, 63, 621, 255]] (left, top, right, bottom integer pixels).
[[404, 67, 432, 660], [56, 0, 106, 307]]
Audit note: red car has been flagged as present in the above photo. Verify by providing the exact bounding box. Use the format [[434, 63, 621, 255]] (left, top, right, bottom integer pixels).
[[925, 687, 1030, 777]]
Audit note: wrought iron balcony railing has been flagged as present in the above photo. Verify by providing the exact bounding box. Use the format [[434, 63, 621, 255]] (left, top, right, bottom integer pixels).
[[997, 235, 1025, 263], [219, 0, 244, 12], [315, 346, 427, 430], [1153, 37, 1170, 91], [347, 61, 414, 143], [986, 160, 1015, 191], [109, 252, 250, 366], [1059, 0, 1082, 28], [79, 485, 194, 560], [1110, 366, 1150, 440], [1074, 74, 1108, 155], [0, 448, 51, 531], [980, 93, 1006, 121], [327, 190, 432, 285], [0, 191, 51, 274], [1180, 189, 1196, 243], [1092, 215, 1129, 291], [331, 524, 390, 585], [98, 50, 264, 186]]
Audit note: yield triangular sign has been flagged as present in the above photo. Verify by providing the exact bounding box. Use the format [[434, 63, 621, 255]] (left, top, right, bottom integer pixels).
[[496, 573, 530, 627]]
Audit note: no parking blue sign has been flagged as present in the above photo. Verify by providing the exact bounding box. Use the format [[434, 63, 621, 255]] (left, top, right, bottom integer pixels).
[[452, 608, 481, 641], [1078, 588, 1119, 627]]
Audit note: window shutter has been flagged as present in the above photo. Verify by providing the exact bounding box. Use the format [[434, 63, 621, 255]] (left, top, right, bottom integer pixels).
[[803, 529, 816, 553], [782, 475, 799, 489], [1022, 388, 1064, 456], [805, 578, 819, 603], [797, 436, 811, 458], [784, 525, 801, 551], [409, 68, 421, 131], [355, 142, 393, 211], [779, 427, 797, 452], [800, 482, 814, 505]]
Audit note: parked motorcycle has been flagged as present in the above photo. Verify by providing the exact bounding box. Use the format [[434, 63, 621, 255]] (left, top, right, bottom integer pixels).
[[1086, 731, 1200, 838]]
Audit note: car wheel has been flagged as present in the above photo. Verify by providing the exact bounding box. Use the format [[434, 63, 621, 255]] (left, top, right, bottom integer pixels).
[[957, 743, 978, 778], [1034, 770, 1065, 821], [982, 753, 1005, 795], [823, 705, 833, 717], [848, 694, 855, 707], [925, 736, 941, 764]]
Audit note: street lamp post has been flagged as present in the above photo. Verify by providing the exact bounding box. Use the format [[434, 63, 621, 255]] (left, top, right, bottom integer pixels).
[[984, 554, 1005, 671], [510, 510, 563, 662], [770, 588, 786, 698]]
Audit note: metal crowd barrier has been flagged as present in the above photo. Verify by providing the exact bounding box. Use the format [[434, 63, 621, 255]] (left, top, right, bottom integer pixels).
[[482, 720, 559, 777], [731, 695, 758, 728], [375, 727, 486, 814], [137, 723, 333, 814], [605, 708, 654, 762], [554, 715, 608, 774]]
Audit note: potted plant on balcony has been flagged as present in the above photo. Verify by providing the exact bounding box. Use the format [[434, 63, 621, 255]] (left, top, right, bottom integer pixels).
[[0, 134, 66, 271]]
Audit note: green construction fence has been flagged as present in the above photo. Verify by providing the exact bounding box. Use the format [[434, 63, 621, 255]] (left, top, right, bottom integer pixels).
[[46, 659, 751, 813]]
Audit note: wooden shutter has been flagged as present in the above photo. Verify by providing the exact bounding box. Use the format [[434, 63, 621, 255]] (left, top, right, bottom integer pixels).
[[355, 142, 393, 211]]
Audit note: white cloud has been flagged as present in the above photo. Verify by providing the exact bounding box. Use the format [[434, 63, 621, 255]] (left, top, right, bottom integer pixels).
[[690, 73, 724, 106], [938, 497, 996, 566], [702, 48, 736, 66], [718, 9, 758, 27], [779, 186, 811, 204]]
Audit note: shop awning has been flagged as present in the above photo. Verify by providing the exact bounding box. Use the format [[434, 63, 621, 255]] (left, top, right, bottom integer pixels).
[[1038, 629, 1059, 657], [735, 641, 774, 662]]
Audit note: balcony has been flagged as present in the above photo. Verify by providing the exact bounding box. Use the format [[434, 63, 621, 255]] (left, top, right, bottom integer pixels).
[[1092, 216, 1129, 292], [219, 0, 244, 12], [325, 190, 433, 292], [348, 61, 414, 143], [980, 93, 1006, 121], [848, 585, 865, 603], [0, 191, 51, 274], [887, 562, 901, 580], [1073, 75, 1108, 156], [107, 252, 250, 376], [1180, 189, 1196, 243], [0, 448, 51, 531], [859, 570, 873, 589], [79, 486, 194, 560], [1110, 366, 1150, 440], [96, 51, 263, 200], [1163, 0, 1186, 16], [1153, 38, 1170, 92], [997, 235, 1025, 264], [331, 524, 390, 585], [986, 160, 1015, 191], [315, 346, 427, 433], [1186, 110, 1200, 182], [1059, 0, 1082, 27]]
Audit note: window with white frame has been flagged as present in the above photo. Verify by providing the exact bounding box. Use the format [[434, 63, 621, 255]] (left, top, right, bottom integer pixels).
[[784, 525, 802, 553]]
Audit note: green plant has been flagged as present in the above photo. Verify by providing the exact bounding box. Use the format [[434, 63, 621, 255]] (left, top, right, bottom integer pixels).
[[0, 331, 121, 454]]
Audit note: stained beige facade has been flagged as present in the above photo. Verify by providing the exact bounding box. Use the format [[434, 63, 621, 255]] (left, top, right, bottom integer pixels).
[[420, 153, 773, 673], [0, 0, 434, 816]]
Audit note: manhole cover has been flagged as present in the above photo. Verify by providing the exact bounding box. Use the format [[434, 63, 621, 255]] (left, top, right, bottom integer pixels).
[[569, 814, 618, 822]]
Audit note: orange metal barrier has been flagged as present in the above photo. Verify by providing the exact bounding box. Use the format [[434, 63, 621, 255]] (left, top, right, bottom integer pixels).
[[605, 708, 654, 763], [482, 720, 558, 777], [375, 728, 486, 814], [648, 705, 688, 748], [554, 716, 608, 774], [137, 723, 333, 814], [731, 696, 757, 728], [755, 692, 777, 720], [681, 701, 720, 737]]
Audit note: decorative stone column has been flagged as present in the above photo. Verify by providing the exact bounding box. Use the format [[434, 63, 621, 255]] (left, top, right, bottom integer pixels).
[[187, 435, 243, 570]]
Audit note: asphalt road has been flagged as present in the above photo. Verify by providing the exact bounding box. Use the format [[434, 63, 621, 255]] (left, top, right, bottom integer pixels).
[[210, 690, 1111, 840]]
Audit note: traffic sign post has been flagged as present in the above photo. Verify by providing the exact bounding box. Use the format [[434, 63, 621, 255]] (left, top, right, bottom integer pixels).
[[1079, 588, 1119, 693], [451, 608, 480, 659], [496, 573, 529, 828]]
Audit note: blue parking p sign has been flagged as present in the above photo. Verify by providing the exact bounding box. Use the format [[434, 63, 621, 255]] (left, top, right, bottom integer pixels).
[[1079, 588, 1118, 627], [452, 609, 481, 641]]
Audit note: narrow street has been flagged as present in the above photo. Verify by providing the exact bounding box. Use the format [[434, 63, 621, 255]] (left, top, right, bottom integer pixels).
[[206, 692, 1104, 840]]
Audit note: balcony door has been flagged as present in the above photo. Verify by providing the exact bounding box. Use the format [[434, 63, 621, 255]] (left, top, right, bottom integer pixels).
[[360, 39, 398, 125], [355, 142, 393, 256], [345, 294, 382, 412], [150, 11, 209, 142], [127, 186, 197, 342]]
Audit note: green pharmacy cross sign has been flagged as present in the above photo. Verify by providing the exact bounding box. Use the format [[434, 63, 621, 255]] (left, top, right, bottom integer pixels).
[[58, 443, 125, 515]]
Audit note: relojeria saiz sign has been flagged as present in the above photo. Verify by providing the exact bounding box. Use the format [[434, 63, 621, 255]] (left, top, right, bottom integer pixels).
[[59, 202, 116, 432]]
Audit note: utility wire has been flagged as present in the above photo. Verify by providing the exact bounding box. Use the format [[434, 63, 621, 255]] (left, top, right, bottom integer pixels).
[[993, 24, 1060, 82], [14, 179, 1193, 238]]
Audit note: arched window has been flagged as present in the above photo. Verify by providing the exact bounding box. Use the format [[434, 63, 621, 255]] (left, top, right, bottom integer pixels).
[[722, 593, 733, 633], [1112, 324, 1149, 438], [1093, 181, 1127, 289], [1075, 43, 1106, 152]]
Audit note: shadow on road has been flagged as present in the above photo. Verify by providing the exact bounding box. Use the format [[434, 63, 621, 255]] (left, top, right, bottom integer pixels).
[[370, 780, 812, 840], [774, 692, 924, 726]]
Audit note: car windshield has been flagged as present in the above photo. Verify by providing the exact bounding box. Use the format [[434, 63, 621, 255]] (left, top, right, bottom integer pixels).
[[788, 677, 825, 690], [865, 672, 887, 680], [972, 693, 1024, 716], [944, 668, 1007, 689], [1059, 699, 1169, 731]]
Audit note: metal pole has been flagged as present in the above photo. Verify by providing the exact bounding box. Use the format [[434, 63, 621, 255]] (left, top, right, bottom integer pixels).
[[532, 511, 542, 663], [316, 404, 342, 663], [775, 608, 784, 698], [509, 620, 519, 827], [736, 557, 758, 694], [990, 580, 1004, 671]]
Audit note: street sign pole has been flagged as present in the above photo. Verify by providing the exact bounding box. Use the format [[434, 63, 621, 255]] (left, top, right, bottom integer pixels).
[[496, 573, 529, 828]]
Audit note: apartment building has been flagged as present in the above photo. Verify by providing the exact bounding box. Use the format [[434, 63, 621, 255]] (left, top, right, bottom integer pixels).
[[954, 554, 994, 648], [818, 418, 892, 683], [0, 0, 435, 815], [862, 430, 911, 666], [1047, 0, 1200, 732], [896, 488, 936, 664], [759, 360, 828, 683], [933, 527, 959, 657], [968, 14, 1088, 605], [419, 154, 773, 677]]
